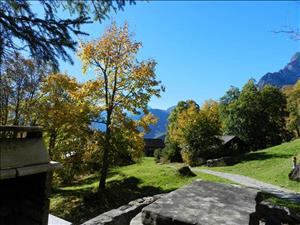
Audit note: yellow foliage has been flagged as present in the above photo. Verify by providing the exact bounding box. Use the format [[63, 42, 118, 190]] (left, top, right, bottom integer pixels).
[[77, 22, 164, 188]]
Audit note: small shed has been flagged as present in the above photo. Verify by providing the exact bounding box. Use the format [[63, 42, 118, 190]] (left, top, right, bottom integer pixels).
[[218, 135, 246, 156], [144, 138, 165, 156]]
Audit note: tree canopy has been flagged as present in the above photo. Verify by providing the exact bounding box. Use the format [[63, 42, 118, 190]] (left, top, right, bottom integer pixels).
[[0, 0, 134, 67], [0, 52, 51, 125], [164, 100, 221, 165], [78, 22, 164, 189], [220, 80, 288, 150], [284, 80, 300, 137]]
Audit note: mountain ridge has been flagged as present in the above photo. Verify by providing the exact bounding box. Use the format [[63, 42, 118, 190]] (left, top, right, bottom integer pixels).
[[258, 52, 300, 88]]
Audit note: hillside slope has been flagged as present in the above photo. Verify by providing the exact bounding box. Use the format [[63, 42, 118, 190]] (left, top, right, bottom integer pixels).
[[207, 139, 300, 192]]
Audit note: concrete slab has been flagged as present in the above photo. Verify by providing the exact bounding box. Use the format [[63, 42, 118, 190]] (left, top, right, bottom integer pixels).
[[0, 138, 50, 169], [0, 168, 16, 179], [142, 180, 258, 225], [48, 214, 72, 225], [130, 212, 143, 225], [17, 161, 62, 176]]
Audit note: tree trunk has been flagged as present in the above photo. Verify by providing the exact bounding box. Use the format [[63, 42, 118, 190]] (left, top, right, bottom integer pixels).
[[296, 127, 300, 137], [48, 130, 57, 159], [13, 92, 20, 125], [0, 32, 4, 125], [99, 111, 111, 190]]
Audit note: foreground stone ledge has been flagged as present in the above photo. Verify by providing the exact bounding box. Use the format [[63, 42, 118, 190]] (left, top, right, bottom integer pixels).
[[82, 194, 164, 225], [48, 214, 72, 225], [142, 180, 258, 225], [0, 161, 62, 180], [249, 193, 300, 225]]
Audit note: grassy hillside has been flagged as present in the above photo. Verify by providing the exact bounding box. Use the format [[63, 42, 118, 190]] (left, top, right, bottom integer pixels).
[[50, 157, 231, 224], [205, 139, 300, 192]]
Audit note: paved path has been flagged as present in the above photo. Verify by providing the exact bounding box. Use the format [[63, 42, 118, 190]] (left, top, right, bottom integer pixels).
[[192, 168, 300, 203]]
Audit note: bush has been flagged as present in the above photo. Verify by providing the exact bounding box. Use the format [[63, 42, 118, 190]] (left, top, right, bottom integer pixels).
[[161, 143, 182, 163], [177, 166, 196, 177], [180, 149, 206, 166], [154, 148, 162, 163]]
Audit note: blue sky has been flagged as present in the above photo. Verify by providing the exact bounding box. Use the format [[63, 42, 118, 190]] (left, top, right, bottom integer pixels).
[[57, 1, 300, 110]]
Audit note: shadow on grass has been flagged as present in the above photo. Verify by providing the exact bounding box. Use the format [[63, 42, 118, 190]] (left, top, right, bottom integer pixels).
[[51, 176, 171, 225], [57, 171, 120, 188], [237, 151, 294, 163]]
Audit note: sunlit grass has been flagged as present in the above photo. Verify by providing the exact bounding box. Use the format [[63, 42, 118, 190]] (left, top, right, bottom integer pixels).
[[50, 157, 232, 224], [199, 139, 300, 192]]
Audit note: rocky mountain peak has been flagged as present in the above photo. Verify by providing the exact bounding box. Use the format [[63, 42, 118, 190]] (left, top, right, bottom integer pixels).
[[258, 52, 300, 88]]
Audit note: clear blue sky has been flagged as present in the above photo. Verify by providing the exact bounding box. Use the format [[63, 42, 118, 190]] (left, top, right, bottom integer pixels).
[[58, 1, 300, 110]]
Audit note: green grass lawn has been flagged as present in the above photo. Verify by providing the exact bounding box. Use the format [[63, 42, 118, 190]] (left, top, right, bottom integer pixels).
[[50, 157, 231, 224], [259, 192, 300, 215], [199, 139, 300, 192]]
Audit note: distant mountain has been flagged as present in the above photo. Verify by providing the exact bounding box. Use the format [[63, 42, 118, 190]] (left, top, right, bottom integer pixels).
[[92, 107, 173, 138], [258, 52, 300, 88], [144, 107, 173, 138]]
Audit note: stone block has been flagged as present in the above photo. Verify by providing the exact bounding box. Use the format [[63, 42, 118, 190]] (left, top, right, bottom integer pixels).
[[250, 199, 300, 225], [207, 156, 238, 167], [142, 180, 258, 225], [0, 138, 50, 169], [177, 166, 196, 177], [82, 195, 163, 225]]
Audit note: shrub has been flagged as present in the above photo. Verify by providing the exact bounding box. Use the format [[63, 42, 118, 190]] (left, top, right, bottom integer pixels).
[[177, 166, 196, 177], [161, 143, 182, 163], [154, 148, 162, 163]]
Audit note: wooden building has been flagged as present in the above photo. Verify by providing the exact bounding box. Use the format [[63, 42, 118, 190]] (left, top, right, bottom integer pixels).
[[144, 138, 165, 156], [219, 135, 246, 156]]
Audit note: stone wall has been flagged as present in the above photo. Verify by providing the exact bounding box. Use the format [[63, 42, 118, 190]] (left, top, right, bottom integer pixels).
[[207, 156, 238, 167], [249, 192, 300, 225], [82, 195, 163, 225]]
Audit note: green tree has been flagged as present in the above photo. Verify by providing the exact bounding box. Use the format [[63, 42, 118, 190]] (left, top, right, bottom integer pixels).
[[78, 23, 164, 190], [260, 85, 289, 145], [220, 80, 288, 150], [220, 86, 240, 105]]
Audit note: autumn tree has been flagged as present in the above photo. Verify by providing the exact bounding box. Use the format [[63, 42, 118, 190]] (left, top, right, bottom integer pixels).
[[284, 80, 300, 136], [37, 73, 94, 183], [165, 100, 198, 145], [78, 23, 164, 190], [37, 73, 91, 156], [164, 100, 221, 165], [0, 0, 135, 125], [201, 99, 221, 131], [0, 52, 51, 125], [159, 101, 195, 163]]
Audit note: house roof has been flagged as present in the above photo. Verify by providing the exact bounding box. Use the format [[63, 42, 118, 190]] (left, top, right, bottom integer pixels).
[[144, 138, 165, 148], [218, 135, 237, 144], [156, 134, 166, 140]]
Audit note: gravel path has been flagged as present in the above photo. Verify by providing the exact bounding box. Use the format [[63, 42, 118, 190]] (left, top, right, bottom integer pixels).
[[192, 168, 300, 203]]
